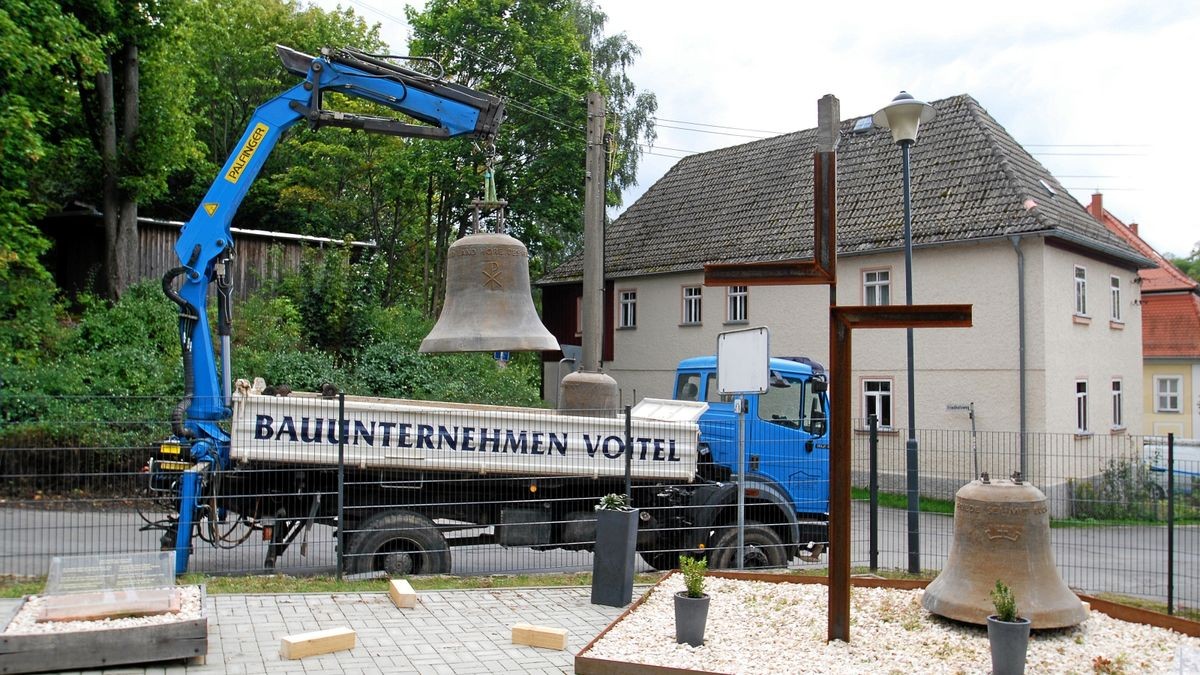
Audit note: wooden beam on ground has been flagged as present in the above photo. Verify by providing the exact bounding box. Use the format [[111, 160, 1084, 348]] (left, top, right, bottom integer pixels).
[[512, 623, 568, 650], [279, 626, 356, 660], [389, 579, 417, 608]]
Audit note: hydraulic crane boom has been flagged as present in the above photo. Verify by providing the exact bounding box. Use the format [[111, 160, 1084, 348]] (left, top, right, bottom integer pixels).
[[160, 45, 504, 572]]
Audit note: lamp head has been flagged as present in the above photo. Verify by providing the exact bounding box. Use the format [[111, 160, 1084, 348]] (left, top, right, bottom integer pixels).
[[873, 91, 936, 145]]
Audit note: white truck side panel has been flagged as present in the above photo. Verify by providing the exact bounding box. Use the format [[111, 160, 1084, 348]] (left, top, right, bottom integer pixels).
[[230, 392, 702, 481]]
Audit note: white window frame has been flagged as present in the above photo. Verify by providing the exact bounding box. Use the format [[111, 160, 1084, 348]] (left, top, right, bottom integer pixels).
[[1155, 376, 1182, 413], [862, 379, 893, 430], [863, 268, 891, 306], [1075, 380, 1089, 433], [1111, 379, 1123, 429], [1109, 275, 1122, 322], [681, 286, 702, 325], [1074, 265, 1088, 316], [617, 289, 637, 329], [726, 285, 748, 323], [574, 296, 582, 337]]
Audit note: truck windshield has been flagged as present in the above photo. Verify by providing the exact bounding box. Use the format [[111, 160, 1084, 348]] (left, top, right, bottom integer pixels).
[[758, 374, 826, 435], [676, 373, 702, 401]]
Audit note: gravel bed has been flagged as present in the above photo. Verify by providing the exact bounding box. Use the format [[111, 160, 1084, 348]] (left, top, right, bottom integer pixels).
[[585, 576, 1200, 674], [3, 586, 204, 634]]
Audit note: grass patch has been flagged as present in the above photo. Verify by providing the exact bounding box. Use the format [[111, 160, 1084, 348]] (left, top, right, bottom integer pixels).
[[852, 487, 955, 515], [0, 571, 666, 598]]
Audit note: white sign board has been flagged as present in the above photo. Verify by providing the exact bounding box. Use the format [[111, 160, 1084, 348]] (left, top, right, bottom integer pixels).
[[717, 326, 770, 394]]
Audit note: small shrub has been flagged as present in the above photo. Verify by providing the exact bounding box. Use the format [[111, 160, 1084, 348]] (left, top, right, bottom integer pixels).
[[679, 554, 707, 598], [596, 493, 631, 511], [991, 580, 1019, 622]]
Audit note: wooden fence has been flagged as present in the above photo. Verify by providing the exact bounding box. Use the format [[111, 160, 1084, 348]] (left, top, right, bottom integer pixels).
[[40, 211, 374, 299]]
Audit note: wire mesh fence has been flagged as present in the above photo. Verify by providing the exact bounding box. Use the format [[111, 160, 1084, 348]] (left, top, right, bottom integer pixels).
[[1, 394, 1197, 613]]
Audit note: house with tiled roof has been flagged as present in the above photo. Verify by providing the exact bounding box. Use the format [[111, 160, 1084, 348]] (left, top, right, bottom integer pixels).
[[1088, 193, 1200, 438], [539, 95, 1153, 471]]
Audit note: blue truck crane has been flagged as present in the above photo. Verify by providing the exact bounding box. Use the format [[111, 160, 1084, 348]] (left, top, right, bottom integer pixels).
[[157, 45, 504, 573]]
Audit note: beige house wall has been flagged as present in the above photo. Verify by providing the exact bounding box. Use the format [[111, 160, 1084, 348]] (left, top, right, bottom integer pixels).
[[1143, 360, 1197, 439], [543, 239, 1144, 443]]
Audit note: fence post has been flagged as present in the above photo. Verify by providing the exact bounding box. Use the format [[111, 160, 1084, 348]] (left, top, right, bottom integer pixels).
[[624, 405, 632, 500], [337, 392, 346, 580], [869, 414, 878, 571], [1168, 432, 1175, 615]]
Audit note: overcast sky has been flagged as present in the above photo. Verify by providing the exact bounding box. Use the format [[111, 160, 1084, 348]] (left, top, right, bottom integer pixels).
[[317, 0, 1199, 257]]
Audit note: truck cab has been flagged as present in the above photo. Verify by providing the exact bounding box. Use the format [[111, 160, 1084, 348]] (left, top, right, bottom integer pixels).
[[667, 356, 830, 565]]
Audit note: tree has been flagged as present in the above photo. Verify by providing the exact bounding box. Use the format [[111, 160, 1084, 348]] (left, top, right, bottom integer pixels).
[[404, 0, 656, 315], [56, 0, 200, 298], [0, 0, 105, 362], [1168, 244, 1200, 283]]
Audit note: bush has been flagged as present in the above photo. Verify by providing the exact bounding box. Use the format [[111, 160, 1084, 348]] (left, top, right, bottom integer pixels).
[[1069, 456, 1161, 520]]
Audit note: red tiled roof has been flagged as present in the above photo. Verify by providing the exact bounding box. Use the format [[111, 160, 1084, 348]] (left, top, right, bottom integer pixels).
[[1089, 196, 1197, 293], [1143, 292, 1200, 358]]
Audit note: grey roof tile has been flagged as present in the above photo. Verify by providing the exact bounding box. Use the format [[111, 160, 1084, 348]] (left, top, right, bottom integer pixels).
[[542, 94, 1147, 283]]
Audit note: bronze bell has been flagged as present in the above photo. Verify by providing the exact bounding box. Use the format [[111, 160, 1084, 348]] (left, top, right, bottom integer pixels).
[[420, 232, 560, 353], [922, 475, 1087, 629]]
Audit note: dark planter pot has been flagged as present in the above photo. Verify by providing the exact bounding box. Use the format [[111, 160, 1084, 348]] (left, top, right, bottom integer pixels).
[[674, 591, 710, 647], [591, 508, 639, 607], [987, 615, 1031, 675]]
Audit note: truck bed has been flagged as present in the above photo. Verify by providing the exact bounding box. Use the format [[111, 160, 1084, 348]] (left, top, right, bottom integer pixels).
[[230, 391, 704, 481]]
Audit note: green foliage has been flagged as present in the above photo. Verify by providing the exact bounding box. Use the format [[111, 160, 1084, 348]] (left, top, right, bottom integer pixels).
[[679, 554, 707, 598], [596, 493, 631, 511], [990, 580, 1019, 622], [0, 281, 180, 450], [350, 303, 544, 407], [1168, 244, 1200, 283], [280, 243, 378, 362], [1069, 457, 1162, 520]]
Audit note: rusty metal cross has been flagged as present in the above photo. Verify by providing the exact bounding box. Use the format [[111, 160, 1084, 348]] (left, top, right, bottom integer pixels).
[[704, 94, 972, 642]]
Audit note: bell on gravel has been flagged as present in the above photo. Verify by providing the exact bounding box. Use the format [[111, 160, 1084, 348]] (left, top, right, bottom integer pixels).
[[921, 474, 1087, 629], [420, 231, 559, 353]]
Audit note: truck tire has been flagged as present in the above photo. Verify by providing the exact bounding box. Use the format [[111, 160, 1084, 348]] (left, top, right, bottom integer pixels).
[[347, 511, 451, 576], [706, 521, 788, 569]]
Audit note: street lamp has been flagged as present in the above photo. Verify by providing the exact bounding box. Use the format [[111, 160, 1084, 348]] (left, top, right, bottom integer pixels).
[[874, 91, 935, 574]]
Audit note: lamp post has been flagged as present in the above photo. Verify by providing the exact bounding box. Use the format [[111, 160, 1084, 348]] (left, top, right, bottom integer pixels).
[[874, 91, 935, 574]]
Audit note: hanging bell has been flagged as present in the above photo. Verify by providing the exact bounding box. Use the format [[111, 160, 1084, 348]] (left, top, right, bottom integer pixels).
[[921, 475, 1087, 628], [420, 230, 559, 353]]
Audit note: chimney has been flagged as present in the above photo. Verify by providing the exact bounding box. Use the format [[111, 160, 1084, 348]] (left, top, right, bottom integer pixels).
[[1088, 193, 1103, 221], [1130, 222, 1139, 236]]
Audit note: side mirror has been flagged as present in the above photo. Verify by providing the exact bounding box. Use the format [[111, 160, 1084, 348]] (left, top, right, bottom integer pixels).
[[810, 379, 828, 394]]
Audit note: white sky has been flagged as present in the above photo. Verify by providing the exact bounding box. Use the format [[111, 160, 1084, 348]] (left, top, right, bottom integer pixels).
[[317, 0, 1200, 257]]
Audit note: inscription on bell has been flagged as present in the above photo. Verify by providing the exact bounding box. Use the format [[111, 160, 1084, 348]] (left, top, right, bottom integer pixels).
[[483, 260, 504, 289], [984, 525, 1022, 541], [955, 499, 1047, 516]]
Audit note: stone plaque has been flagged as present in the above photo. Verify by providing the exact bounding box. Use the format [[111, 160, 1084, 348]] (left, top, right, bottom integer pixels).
[[44, 552, 175, 595]]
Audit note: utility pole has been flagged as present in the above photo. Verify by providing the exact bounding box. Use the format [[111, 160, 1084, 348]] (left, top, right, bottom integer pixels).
[[559, 91, 618, 412]]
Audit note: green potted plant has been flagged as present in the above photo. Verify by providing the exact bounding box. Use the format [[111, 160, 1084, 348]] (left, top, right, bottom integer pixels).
[[674, 554, 710, 647], [987, 580, 1031, 675], [590, 493, 639, 607]]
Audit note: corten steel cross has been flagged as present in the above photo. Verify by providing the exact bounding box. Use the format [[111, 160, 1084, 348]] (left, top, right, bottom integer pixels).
[[704, 94, 972, 642]]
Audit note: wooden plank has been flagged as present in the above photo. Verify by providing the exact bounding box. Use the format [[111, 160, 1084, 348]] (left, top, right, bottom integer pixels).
[[0, 618, 207, 674], [388, 579, 417, 609], [511, 623, 567, 650], [279, 626, 356, 660]]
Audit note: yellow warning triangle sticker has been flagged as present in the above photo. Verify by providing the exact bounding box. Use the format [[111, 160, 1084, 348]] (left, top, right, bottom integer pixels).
[[203, 203, 219, 217]]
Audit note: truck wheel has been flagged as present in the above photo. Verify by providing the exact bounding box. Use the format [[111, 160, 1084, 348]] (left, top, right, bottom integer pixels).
[[706, 521, 787, 569], [639, 550, 683, 572], [347, 511, 451, 576]]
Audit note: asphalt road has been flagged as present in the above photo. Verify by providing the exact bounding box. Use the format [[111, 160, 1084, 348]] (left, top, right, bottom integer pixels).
[[2, 504, 1197, 608]]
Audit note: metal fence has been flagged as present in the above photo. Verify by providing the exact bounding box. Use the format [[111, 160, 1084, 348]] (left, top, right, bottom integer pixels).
[[1, 395, 1197, 613]]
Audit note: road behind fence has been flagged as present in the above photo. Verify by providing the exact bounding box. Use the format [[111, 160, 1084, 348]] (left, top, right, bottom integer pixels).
[[1, 394, 1197, 614]]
